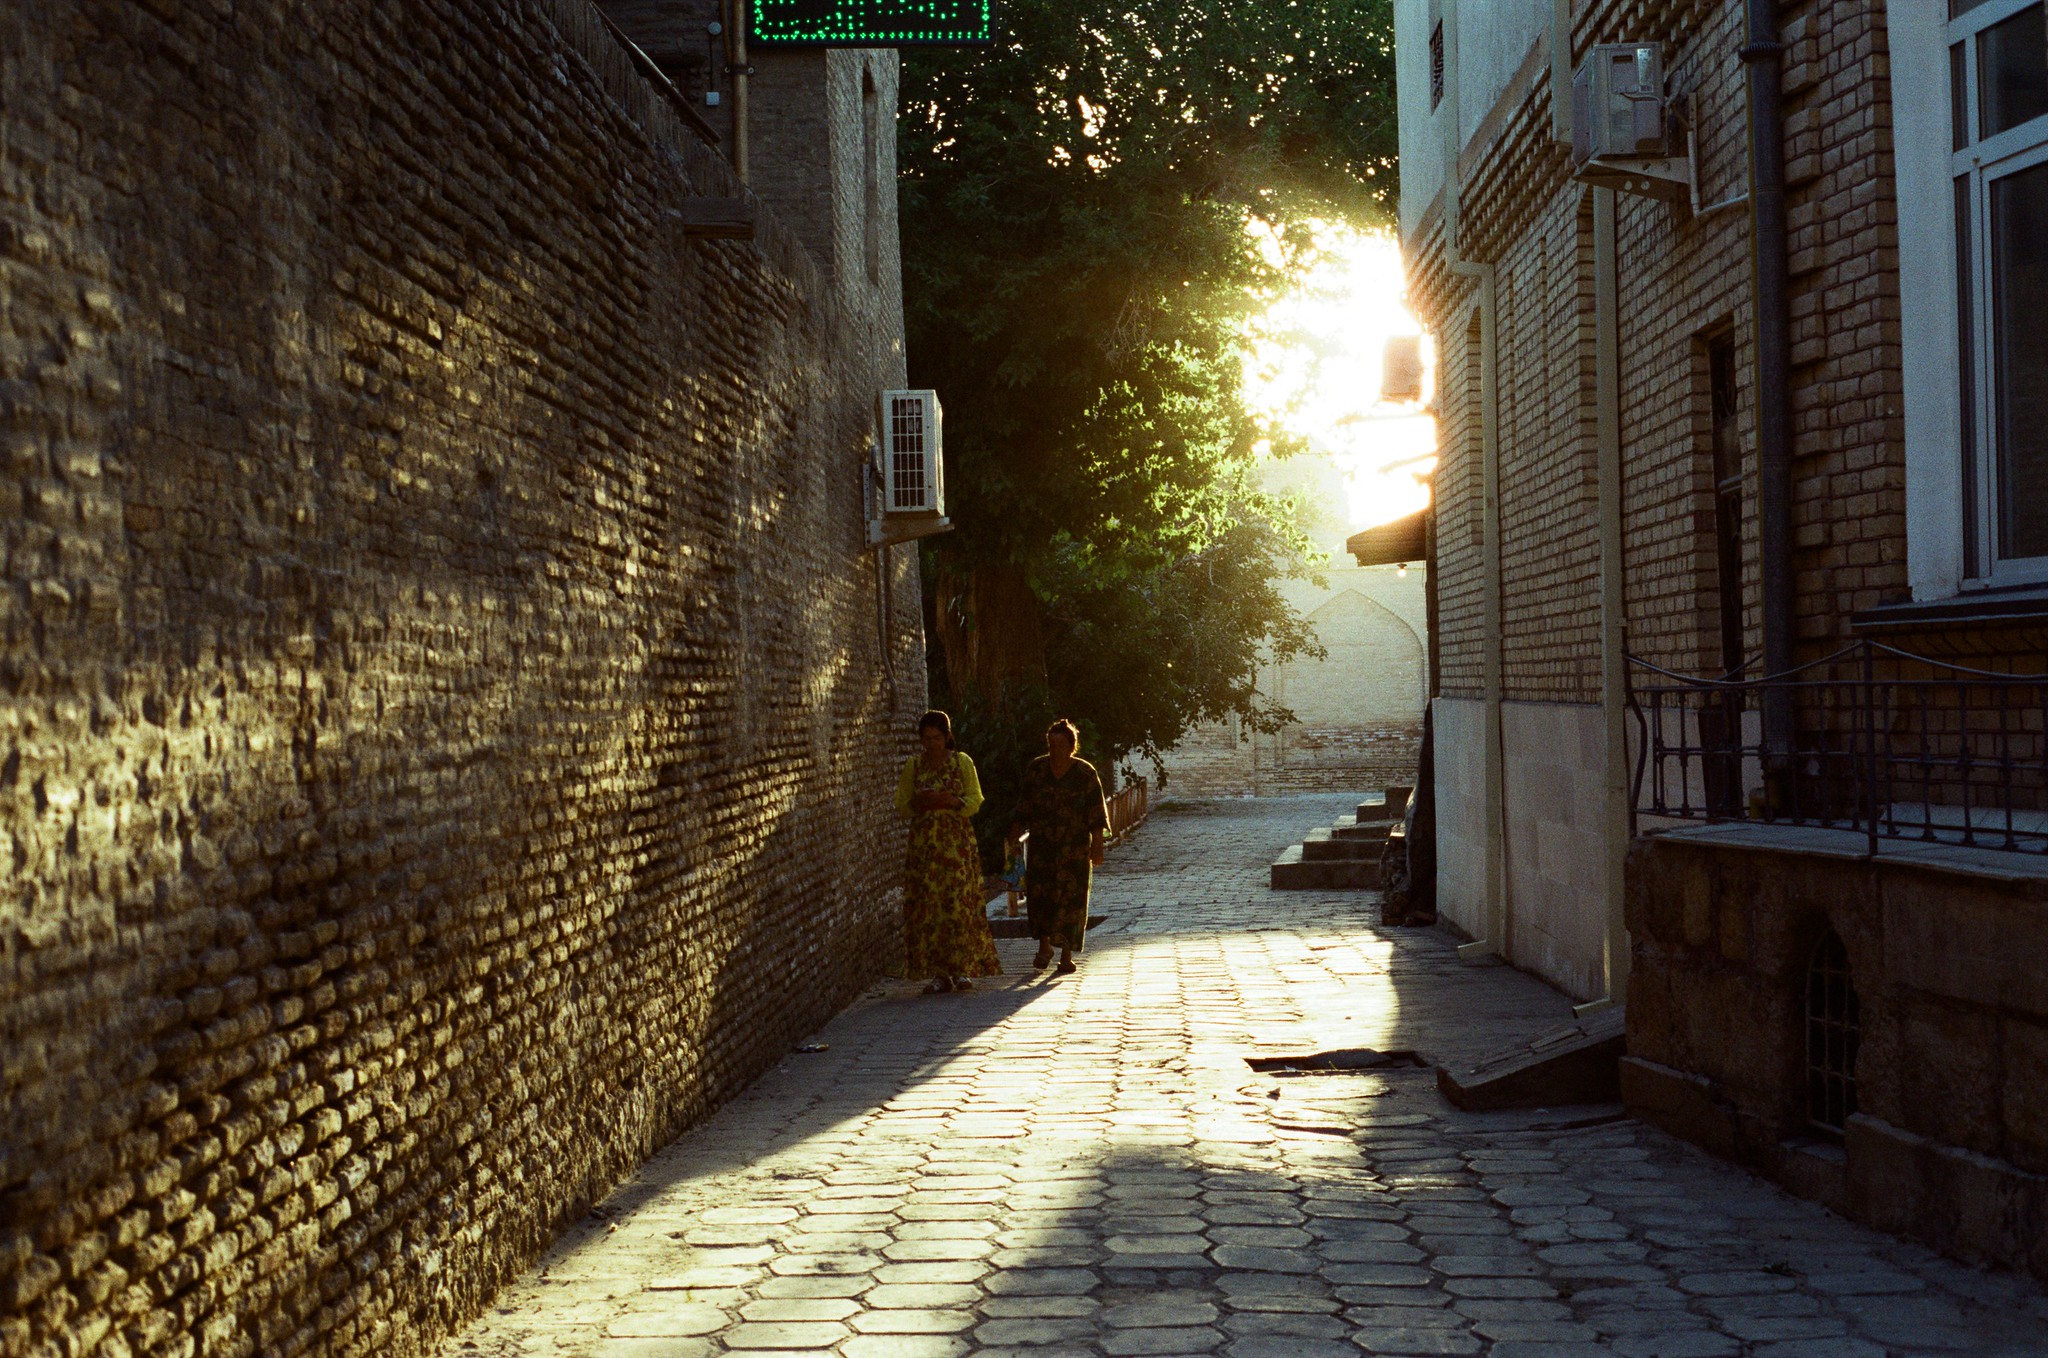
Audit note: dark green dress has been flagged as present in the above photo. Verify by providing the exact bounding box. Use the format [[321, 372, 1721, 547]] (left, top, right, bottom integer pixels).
[[1016, 755, 1109, 951]]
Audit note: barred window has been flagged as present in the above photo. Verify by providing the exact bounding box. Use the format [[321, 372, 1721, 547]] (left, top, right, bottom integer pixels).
[[1429, 22, 1445, 110], [1806, 931, 1861, 1136]]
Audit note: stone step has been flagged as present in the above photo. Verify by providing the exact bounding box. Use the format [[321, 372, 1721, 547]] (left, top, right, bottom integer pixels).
[[1270, 844, 1380, 890], [1355, 784, 1412, 823], [1301, 827, 1380, 861], [1435, 1005, 1628, 1111], [1331, 815, 1394, 843]]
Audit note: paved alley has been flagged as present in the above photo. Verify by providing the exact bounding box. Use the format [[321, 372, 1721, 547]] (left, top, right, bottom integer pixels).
[[447, 797, 2048, 1358]]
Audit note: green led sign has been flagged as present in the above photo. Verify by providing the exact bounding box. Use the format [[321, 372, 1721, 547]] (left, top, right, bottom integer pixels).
[[751, 0, 993, 45]]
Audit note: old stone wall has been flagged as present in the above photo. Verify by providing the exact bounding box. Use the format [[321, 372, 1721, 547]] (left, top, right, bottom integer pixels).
[[1158, 556, 1427, 800], [1625, 831, 2048, 1281], [0, 3, 922, 1356]]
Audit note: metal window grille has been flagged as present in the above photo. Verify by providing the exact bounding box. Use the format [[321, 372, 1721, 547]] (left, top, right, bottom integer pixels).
[[1806, 931, 1860, 1135], [1429, 23, 1445, 109], [889, 396, 926, 510], [1629, 640, 2048, 855]]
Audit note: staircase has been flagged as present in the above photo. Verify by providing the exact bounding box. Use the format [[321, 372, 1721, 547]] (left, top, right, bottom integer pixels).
[[1270, 786, 1409, 889]]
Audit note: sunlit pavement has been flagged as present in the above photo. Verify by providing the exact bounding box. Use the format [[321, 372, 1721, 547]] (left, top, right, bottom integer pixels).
[[447, 796, 2048, 1358]]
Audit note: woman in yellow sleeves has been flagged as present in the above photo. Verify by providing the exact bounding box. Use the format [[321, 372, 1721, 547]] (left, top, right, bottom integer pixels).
[[896, 710, 1002, 993]]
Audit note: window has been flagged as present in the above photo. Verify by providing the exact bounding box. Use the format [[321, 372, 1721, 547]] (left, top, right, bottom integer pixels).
[[1805, 931, 1861, 1136], [1950, 0, 2048, 577], [1429, 21, 1445, 110], [1708, 335, 1743, 676], [1701, 332, 1745, 815]]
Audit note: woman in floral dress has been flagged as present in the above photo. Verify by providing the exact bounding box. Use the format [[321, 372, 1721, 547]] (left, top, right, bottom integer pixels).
[[896, 710, 1001, 993], [1008, 718, 1109, 976]]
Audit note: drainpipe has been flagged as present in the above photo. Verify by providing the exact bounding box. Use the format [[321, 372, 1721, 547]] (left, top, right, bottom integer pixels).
[[1744, 0, 1793, 750], [1441, 0, 1508, 965], [727, 0, 752, 182], [1580, 185, 1630, 1013], [1551, 0, 1574, 143]]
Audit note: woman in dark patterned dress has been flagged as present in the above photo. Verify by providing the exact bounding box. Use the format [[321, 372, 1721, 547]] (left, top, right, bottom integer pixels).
[[1008, 718, 1109, 976], [896, 710, 1001, 993]]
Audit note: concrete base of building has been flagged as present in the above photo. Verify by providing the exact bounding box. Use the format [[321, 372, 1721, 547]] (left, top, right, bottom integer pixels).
[[1434, 696, 1611, 1000], [1626, 824, 2048, 1282]]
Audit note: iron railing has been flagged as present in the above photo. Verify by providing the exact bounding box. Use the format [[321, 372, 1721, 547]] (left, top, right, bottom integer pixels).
[[1628, 641, 2048, 854]]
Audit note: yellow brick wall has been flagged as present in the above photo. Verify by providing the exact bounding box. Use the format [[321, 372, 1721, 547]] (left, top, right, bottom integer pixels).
[[1412, 0, 1908, 698]]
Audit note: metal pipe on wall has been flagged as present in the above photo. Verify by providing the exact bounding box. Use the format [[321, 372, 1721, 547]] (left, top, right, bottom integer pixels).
[[1552, 0, 1574, 143], [727, 0, 752, 181], [1590, 184, 1631, 1009], [1744, 0, 1793, 743]]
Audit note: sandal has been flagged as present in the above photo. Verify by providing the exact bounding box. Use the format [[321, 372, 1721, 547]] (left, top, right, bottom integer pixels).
[[923, 977, 955, 994], [1054, 959, 1077, 976], [1032, 943, 1054, 970], [953, 978, 974, 992]]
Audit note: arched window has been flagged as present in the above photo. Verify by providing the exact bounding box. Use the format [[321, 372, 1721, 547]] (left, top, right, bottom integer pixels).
[[1806, 930, 1861, 1134]]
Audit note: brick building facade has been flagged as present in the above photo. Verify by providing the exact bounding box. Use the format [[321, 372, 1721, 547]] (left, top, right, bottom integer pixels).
[[1401, 0, 2048, 1279], [0, 2, 922, 1354]]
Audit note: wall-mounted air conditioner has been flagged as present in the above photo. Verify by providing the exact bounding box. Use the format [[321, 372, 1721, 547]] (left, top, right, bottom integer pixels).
[[867, 389, 952, 548], [1571, 43, 1692, 202]]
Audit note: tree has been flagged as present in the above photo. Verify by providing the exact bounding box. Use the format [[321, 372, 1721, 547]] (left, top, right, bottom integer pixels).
[[898, 0, 1399, 859]]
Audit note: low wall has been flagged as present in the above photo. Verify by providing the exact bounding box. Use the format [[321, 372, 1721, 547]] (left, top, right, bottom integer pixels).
[[1626, 828, 2048, 1281], [0, 2, 919, 1354], [1162, 722, 1419, 798]]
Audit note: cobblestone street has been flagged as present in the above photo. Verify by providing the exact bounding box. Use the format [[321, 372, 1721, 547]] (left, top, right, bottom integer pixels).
[[449, 796, 2048, 1358]]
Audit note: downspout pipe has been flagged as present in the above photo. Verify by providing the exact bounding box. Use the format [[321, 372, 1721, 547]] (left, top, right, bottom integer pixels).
[[726, 0, 752, 182], [1583, 184, 1630, 1012], [1440, 0, 1508, 964], [1743, 0, 1793, 752]]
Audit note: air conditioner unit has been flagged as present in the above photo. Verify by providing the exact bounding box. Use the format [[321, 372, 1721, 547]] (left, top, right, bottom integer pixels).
[[867, 389, 953, 547], [1570, 43, 1691, 202], [1381, 336, 1425, 403]]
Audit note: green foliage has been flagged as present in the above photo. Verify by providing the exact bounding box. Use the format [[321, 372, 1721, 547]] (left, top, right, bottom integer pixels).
[[899, 0, 1397, 836]]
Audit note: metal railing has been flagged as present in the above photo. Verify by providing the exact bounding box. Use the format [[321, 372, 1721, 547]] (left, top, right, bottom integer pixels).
[[1628, 641, 2048, 854]]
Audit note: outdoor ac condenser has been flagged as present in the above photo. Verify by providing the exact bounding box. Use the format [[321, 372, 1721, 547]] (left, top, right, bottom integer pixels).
[[881, 389, 943, 516], [1571, 44, 1691, 202], [867, 389, 952, 548]]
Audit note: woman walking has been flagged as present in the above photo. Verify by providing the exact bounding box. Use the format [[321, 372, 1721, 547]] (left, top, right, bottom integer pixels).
[[897, 710, 1001, 993], [1009, 718, 1109, 975]]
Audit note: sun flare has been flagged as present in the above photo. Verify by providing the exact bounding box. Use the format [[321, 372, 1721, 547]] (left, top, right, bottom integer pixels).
[[1243, 224, 1436, 532]]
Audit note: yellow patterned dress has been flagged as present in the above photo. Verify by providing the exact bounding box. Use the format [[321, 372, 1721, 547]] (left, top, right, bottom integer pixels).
[[897, 751, 1002, 980]]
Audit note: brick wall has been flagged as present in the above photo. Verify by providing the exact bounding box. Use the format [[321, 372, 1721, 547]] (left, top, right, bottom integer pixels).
[[1410, 0, 1907, 695], [0, 3, 921, 1356]]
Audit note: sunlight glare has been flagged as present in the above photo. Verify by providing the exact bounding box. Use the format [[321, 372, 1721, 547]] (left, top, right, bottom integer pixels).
[[1244, 224, 1436, 530]]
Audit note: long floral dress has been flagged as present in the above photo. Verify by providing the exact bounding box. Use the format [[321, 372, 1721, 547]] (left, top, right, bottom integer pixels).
[[898, 752, 1002, 980], [1015, 755, 1109, 952]]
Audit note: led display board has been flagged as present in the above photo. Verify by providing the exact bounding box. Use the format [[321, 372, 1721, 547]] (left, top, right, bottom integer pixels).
[[751, 0, 993, 45]]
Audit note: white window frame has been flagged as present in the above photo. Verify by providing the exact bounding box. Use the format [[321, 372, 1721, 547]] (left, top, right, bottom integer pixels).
[[1895, 0, 2048, 596]]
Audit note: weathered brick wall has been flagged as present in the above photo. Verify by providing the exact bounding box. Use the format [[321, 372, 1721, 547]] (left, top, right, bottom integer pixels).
[[0, 3, 922, 1356]]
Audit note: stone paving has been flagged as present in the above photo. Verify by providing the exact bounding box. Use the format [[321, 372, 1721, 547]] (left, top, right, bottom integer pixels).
[[446, 796, 2048, 1358]]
